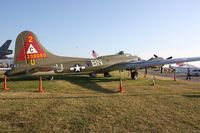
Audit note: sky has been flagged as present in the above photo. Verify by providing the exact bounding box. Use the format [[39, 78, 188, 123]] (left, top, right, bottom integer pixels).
[[1, 0, 200, 66]]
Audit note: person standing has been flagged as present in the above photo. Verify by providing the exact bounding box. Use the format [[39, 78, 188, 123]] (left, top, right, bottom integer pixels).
[[186, 68, 191, 80]]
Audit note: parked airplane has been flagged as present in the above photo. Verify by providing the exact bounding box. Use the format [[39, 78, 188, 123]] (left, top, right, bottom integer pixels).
[[164, 63, 200, 76], [0, 40, 13, 59], [0, 58, 13, 72], [4, 31, 200, 80]]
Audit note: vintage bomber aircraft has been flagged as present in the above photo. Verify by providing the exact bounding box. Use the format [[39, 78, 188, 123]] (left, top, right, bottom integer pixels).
[[5, 31, 200, 80]]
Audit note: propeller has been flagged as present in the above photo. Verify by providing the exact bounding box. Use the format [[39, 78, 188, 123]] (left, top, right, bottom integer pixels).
[[149, 54, 173, 74], [151, 54, 173, 60], [166, 56, 173, 59], [148, 54, 163, 61], [154, 54, 159, 58]]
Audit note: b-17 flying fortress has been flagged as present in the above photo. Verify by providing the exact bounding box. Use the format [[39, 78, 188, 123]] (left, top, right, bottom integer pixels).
[[1, 30, 200, 81]]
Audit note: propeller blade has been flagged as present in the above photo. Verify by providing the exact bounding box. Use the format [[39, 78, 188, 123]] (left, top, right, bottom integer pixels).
[[154, 54, 158, 58], [166, 56, 173, 59]]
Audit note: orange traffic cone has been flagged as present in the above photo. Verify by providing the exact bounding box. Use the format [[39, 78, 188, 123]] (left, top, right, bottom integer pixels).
[[38, 76, 43, 93], [3, 75, 9, 91], [174, 70, 176, 81], [119, 79, 125, 93]]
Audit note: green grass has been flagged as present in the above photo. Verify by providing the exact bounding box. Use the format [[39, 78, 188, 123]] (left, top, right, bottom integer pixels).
[[0, 71, 200, 132]]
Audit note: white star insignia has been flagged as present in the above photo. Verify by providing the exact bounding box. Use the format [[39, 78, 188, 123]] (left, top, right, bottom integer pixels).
[[74, 64, 81, 72], [70, 64, 85, 72]]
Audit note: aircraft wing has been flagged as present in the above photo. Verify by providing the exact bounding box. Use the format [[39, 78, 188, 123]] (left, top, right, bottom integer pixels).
[[103, 57, 200, 72]]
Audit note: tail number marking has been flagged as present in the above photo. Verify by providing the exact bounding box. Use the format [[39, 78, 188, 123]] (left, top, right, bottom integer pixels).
[[91, 59, 103, 67]]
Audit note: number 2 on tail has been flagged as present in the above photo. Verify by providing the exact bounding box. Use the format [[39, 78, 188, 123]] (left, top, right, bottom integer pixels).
[[28, 36, 33, 43]]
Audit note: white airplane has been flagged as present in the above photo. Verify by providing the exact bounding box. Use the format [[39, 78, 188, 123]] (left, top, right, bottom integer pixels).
[[164, 63, 200, 76]]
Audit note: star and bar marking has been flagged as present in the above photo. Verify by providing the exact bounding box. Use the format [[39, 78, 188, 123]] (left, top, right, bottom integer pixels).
[[70, 64, 86, 72]]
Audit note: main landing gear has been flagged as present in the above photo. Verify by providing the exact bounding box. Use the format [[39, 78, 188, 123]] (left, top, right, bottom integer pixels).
[[131, 70, 138, 80], [89, 73, 97, 78], [47, 76, 54, 80], [89, 72, 112, 78], [104, 72, 112, 77]]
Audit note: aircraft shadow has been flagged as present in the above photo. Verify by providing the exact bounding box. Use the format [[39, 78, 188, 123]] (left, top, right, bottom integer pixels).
[[0, 75, 119, 94], [59, 76, 118, 93], [182, 94, 200, 98]]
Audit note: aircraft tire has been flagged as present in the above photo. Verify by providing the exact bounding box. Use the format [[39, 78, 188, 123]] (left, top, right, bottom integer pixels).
[[89, 73, 97, 78], [47, 76, 54, 80], [104, 72, 112, 77]]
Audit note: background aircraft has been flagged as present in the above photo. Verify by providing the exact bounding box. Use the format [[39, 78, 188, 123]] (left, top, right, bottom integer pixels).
[[164, 63, 200, 76], [0, 40, 13, 59], [5, 31, 200, 80], [0, 40, 13, 72], [0, 58, 13, 72]]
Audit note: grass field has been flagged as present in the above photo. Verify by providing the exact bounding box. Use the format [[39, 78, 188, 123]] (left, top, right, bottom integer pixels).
[[0, 71, 200, 133]]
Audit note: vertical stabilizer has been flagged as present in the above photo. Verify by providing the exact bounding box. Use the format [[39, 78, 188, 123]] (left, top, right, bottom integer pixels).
[[14, 31, 56, 66], [0, 40, 12, 50]]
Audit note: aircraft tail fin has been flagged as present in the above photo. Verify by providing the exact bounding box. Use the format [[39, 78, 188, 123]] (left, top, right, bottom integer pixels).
[[1, 40, 12, 50], [14, 31, 59, 66]]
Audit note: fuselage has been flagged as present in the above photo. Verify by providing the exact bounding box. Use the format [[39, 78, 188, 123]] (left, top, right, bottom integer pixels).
[[5, 53, 139, 76], [52, 53, 138, 74]]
